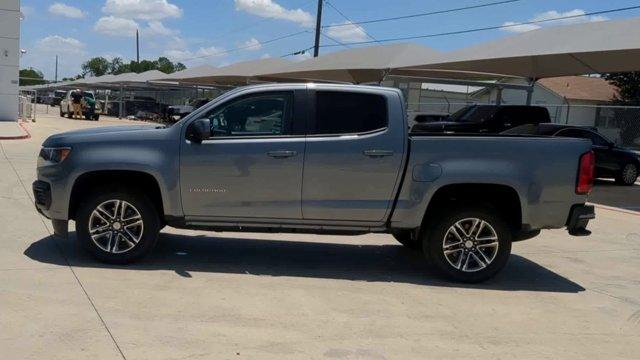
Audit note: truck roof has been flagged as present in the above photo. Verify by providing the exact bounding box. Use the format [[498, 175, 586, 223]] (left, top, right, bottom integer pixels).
[[230, 82, 403, 95]]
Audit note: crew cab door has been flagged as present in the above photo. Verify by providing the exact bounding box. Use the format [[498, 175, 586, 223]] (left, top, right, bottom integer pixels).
[[301, 89, 405, 222], [180, 90, 306, 219]]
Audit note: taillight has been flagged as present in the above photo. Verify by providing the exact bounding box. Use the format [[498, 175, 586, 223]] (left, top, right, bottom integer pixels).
[[576, 151, 595, 194]]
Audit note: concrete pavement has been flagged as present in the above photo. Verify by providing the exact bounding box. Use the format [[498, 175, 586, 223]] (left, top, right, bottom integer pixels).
[[1, 110, 639, 359], [0, 121, 30, 140]]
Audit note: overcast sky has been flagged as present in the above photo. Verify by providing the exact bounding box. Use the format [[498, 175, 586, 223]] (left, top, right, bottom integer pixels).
[[18, 0, 640, 79]]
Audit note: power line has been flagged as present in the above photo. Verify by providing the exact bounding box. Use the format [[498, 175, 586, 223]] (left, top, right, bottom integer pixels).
[[321, 5, 640, 47], [322, 0, 522, 28], [280, 46, 314, 58], [203, 0, 317, 45], [180, 30, 310, 62], [320, 31, 352, 48], [323, 0, 380, 43]]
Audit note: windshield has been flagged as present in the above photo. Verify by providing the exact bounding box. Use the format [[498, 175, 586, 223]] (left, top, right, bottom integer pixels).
[[450, 106, 497, 123]]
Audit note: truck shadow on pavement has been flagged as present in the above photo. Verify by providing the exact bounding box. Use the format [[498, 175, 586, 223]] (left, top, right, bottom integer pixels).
[[25, 232, 585, 293]]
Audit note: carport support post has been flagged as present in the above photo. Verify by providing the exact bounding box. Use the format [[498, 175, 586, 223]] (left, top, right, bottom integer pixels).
[[525, 78, 535, 105], [495, 87, 503, 105], [118, 85, 124, 119], [33, 90, 37, 121]]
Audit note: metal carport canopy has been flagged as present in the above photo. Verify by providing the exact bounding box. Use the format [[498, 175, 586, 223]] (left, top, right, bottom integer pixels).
[[152, 65, 217, 82], [259, 43, 442, 84], [398, 17, 640, 79], [151, 59, 291, 86]]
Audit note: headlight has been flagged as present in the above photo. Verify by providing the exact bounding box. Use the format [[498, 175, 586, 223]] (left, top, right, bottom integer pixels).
[[39, 147, 72, 163]]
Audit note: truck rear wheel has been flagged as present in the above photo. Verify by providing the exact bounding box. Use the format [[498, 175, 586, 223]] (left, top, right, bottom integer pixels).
[[76, 190, 160, 264], [422, 207, 512, 283]]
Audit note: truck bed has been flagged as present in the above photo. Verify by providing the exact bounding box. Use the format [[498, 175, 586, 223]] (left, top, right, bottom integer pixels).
[[390, 134, 592, 231]]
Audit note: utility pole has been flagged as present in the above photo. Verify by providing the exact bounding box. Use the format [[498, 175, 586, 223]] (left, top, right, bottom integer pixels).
[[54, 55, 58, 83], [313, 0, 323, 57], [136, 29, 140, 63]]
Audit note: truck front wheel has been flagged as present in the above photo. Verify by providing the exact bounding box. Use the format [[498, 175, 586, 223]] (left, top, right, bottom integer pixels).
[[76, 190, 160, 264], [423, 207, 512, 283]]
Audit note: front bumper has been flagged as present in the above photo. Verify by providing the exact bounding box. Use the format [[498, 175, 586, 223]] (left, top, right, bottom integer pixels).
[[32, 180, 51, 213], [33, 180, 68, 238], [566, 204, 595, 236]]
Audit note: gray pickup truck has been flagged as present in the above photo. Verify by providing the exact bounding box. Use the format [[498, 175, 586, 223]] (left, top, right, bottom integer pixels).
[[33, 83, 596, 282]]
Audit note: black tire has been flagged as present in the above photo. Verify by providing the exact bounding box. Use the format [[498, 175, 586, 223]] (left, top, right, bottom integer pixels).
[[616, 163, 638, 186], [93, 114, 100, 121], [59, 107, 64, 117], [422, 206, 512, 283], [76, 189, 160, 264], [393, 231, 421, 250]]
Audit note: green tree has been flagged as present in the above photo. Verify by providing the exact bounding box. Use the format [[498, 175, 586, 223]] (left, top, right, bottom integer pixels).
[[72, 56, 187, 78], [156, 56, 186, 73], [108, 57, 125, 74], [19, 68, 46, 86], [60, 74, 83, 82], [603, 72, 640, 105], [81, 57, 110, 77], [129, 59, 157, 73]]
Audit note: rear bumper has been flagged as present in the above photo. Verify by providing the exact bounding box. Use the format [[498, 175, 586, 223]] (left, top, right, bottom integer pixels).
[[566, 204, 595, 236]]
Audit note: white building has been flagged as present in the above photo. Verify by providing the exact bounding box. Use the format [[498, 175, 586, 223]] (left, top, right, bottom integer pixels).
[[394, 76, 617, 123], [473, 76, 619, 126], [0, 0, 20, 121]]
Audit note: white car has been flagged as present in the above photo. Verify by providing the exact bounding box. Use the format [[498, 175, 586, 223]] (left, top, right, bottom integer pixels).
[[59, 90, 101, 120]]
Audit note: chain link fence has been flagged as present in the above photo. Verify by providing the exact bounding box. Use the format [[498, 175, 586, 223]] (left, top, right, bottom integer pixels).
[[408, 101, 640, 151]]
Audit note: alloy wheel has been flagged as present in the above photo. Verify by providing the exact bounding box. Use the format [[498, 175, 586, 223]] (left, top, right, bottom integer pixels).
[[442, 218, 499, 272], [622, 164, 638, 184], [88, 199, 144, 254]]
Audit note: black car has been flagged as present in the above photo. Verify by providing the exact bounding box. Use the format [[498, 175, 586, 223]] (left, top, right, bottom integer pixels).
[[411, 105, 551, 133], [505, 123, 640, 186]]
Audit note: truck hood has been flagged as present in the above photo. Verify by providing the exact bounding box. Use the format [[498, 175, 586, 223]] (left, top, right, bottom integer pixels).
[[43, 125, 164, 147]]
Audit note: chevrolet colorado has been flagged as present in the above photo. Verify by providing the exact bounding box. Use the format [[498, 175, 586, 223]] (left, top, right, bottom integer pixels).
[[33, 83, 595, 282]]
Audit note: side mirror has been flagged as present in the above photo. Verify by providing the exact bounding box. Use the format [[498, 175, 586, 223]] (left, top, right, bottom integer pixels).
[[186, 118, 211, 143]]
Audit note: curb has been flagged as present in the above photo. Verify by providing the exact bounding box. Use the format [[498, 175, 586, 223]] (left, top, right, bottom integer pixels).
[[0, 121, 31, 140], [592, 203, 640, 216]]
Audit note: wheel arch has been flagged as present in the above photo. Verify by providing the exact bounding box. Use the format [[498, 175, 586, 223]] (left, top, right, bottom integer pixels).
[[69, 170, 165, 222], [421, 183, 523, 233]]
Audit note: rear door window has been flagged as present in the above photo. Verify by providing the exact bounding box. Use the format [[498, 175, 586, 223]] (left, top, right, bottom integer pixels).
[[312, 91, 387, 135]]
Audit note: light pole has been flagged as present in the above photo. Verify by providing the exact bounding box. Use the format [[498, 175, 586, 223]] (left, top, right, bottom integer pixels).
[[313, 0, 323, 57]]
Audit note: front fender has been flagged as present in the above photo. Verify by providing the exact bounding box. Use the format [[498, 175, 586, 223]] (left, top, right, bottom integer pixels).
[[37, 126, 182, 220]]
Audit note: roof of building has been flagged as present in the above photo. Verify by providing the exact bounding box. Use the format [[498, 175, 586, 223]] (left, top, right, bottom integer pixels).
[[538, 76, 619, 102]]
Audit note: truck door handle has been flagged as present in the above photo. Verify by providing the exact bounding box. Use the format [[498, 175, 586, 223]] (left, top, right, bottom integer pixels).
[[267, 150, 297, 158], [363, 150, 394, 158]]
